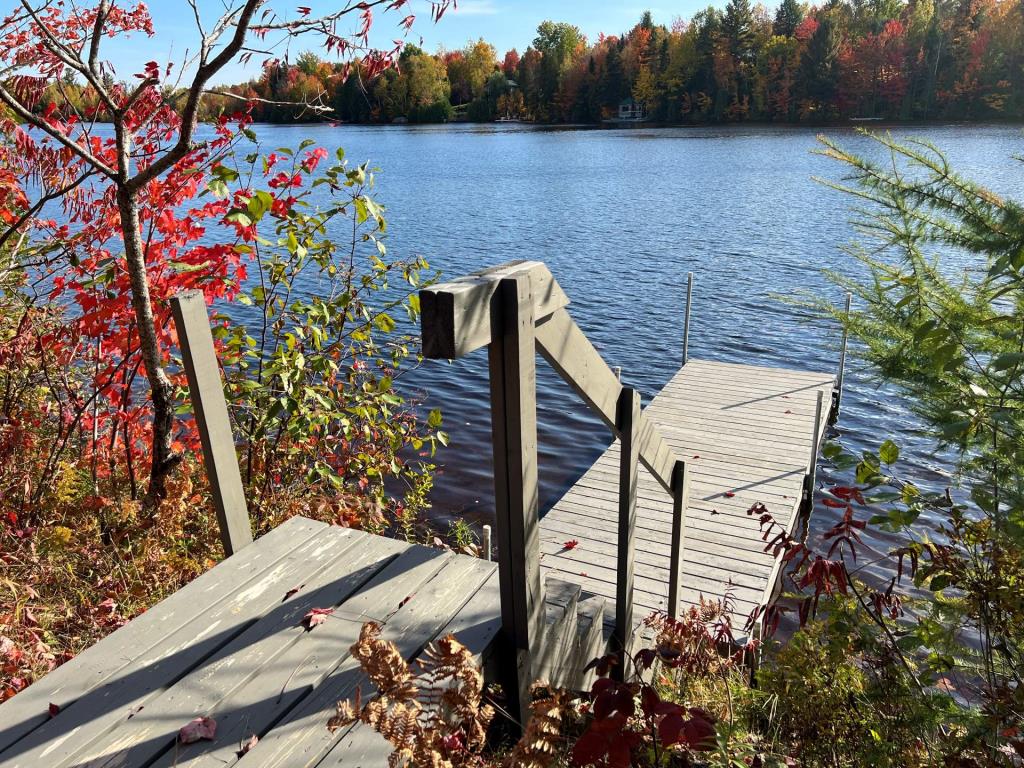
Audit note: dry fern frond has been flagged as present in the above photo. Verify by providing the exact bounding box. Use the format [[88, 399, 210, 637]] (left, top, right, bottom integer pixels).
[[331, 623, 497, 767], [351, 621, 419, 702], [501, 685, 571, 768]]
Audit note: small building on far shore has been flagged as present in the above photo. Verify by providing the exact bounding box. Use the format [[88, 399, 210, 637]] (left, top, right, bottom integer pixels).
[[618, 98, 646, 121]]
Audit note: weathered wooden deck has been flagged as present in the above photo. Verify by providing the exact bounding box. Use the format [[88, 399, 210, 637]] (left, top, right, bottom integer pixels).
[[539, 358, 835, 636], [0, 518, 501, 768]]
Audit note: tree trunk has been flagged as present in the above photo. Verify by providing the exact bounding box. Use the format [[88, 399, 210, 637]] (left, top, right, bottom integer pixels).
[[116, 188, 179, 509]]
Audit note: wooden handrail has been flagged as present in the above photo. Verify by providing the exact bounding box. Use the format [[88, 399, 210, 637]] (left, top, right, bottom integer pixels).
[[421, 260, 569, 359], [534, 308, 679, 495], [420, 261, 691, 708]]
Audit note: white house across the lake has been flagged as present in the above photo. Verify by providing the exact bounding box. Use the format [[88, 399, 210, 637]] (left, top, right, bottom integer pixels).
[[618, 98, 647, 121]]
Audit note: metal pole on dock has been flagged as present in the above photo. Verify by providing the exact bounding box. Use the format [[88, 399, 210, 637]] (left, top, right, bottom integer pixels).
[[613, 365, 622, 382], [482, 524, 492, 561], [805, 390, 824, 510], [682, 272, 693, 366], [835, 291, 852, 417]]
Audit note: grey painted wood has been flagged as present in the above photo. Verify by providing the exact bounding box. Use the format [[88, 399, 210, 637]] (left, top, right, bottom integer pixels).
[[248, 555, 495, 768], [667, 460, 690, 619], [198, 545, 456, 768], [170, 290, 252, 556], [487, 275, 544, 726], [419, 261, 569, 359], [535, 308, 677, 494], [538, 357, 835, 636], [614, 388, 640, 667], [76, 529, 401, 768], [0, 520, 358, 768], [0, 516, 324, 761]]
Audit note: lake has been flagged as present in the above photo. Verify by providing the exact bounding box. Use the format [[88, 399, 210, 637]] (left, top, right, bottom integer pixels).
[[247, 122, 1023, 583]]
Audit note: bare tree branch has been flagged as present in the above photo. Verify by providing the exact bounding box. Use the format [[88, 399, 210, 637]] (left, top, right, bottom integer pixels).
[[204, 89, 334, 114]]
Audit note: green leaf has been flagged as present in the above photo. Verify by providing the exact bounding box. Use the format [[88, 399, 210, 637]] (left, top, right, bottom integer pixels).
[[879, 439, 900, 465]]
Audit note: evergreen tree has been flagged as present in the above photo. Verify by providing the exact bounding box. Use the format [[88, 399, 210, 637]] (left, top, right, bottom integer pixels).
[[724, 0, 756, 61], [774, 0, 805, 36], [799, 15, 841, 109]]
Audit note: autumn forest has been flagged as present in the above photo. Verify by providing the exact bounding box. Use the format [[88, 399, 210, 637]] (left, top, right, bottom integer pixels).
[[185, 0, 1024, 125]]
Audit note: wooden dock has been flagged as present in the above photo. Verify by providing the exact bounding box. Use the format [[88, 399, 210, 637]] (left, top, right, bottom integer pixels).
[[0, 261, 846, 765], [539, 358, 835, 636]]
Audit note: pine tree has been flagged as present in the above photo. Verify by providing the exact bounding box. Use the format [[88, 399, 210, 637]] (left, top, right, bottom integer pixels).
[[799, 16, 840, 108], [774, 0, 805, 36], [724, 0, 756, 62]]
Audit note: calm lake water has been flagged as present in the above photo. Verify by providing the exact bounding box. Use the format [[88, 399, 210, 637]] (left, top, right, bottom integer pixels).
[[249, 122, 1022, 583]]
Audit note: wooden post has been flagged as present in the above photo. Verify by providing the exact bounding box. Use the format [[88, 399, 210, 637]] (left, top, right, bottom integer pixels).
[[488, 275, 543, 728], [834, 291, 852, 419], [804, 390, 824, 513], [482, 524, 492, 562], [682, 271, 693, 365], [170, 291, 252, 556], [667, 459, 690, 619], [614, 387, 640, 675]]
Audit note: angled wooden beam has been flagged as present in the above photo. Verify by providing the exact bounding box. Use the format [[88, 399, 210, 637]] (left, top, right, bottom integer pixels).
[[535, 308, 677, 494], [170, 290, 253, 556], [420, 260, 569, 359]]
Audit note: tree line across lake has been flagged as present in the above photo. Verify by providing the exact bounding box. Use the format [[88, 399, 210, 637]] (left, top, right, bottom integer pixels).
[[191, 0, 1022, 125]]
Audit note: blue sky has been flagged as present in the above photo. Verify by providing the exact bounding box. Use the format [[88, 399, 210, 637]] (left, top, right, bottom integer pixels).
[[81, 1, 709, 86]]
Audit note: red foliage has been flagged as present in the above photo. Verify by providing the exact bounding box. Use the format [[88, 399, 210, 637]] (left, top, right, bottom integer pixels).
[[794, 17, 820, 42], [572, 650, 717, 767]]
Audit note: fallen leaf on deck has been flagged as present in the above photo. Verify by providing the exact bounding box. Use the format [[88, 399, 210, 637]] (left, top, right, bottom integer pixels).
[[303, 608, 333, 630], [398, 594, 413, 608], [562, 540, 579, 551], [692, 454, 700, 459], [724, 492, 736, 498], [237, 734, 259, 756], [179, 716, 217, 744], [784, 410, 793, 414], [710, 509, 719, 515], [48, 702, 59, 718], [283, 585, 304, 601]]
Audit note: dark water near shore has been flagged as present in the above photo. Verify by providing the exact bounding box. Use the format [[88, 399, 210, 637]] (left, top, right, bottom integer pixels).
[[248, 122, 1023, 587]]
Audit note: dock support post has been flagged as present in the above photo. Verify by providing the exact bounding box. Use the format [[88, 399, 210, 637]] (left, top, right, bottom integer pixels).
[[488, 275, 543, 729], [170, 291, 252, 557], [833, 291, 852, 421], [682, 271, 693, 366], [482, 524, 492, 561], [804, 390, 824, 514], [614, 387, 641, 677], [667, 459, 690, 620]]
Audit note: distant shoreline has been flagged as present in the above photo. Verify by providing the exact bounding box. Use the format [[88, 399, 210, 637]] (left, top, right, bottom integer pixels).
[[209, 118, 1024, 130]]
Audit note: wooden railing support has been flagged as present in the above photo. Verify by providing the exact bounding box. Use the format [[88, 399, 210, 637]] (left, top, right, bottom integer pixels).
[[803, 390, 824, 514], [682, 271, 693, 366], [488, 275, 544, 728], [170, 291, 252, 557], [667, 459, 690, 619], [833, 291, 852, 421], [614, 387, 640, 675]]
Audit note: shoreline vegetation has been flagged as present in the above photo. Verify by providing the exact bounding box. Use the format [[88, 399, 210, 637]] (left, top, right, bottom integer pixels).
[[199, 1, 1021, 126], [3, 0, 1024, 763]]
